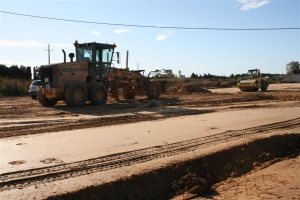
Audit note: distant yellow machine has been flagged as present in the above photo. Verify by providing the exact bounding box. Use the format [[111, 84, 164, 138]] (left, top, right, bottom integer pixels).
[[237, 69, 269, 92]]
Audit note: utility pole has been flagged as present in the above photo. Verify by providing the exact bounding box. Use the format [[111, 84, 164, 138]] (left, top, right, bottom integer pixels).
[[45, 45, 53, 64]]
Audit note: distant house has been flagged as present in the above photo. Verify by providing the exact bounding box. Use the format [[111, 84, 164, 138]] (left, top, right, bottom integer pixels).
[[159, 69, 174, 78], [178, 70, 185, 78]]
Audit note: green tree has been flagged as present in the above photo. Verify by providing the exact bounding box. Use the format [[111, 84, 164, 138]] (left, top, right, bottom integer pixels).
[[0, 64, 9, 77], [190, 72, 198, 78], [9, 65, 20, 78], [286, 61, 299, 76]]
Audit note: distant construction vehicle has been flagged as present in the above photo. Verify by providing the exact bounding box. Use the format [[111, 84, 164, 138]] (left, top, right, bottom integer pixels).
[[38, 41, 166, 107], [237, 69, 269, 92]]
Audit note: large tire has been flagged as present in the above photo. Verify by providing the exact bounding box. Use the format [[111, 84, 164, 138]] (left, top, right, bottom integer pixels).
[[31, 95, 37, 100], [65, 83, 87, 107], [121, 86, 136, 99], [261, 80, 269, 91], [88, 84, 108, 105], [38, 87, 57, 107], [146, 81, 161, 99]]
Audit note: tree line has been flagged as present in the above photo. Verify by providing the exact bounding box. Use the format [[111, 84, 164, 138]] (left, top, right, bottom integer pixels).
[[0, 64, 40, 80], [190, 61, 299, 79]]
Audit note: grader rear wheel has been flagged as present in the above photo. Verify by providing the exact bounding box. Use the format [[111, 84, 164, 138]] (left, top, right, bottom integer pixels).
[[65, 83, 87, 107]]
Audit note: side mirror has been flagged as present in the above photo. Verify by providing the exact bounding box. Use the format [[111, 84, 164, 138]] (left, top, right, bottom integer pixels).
[[113, 52, 121, 64], [117, 52, 120, 64]]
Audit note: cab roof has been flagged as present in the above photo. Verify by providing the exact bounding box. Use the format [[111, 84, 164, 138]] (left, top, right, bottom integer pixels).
[[74, 42, 116, 49]]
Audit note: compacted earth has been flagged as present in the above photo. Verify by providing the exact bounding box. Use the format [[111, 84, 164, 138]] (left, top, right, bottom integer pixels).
[[0, 83, 300, 199]]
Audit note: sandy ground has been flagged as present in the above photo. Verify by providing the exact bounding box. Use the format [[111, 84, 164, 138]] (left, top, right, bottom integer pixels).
[[175, 155, 300, 200], [1, 106, 299, 173], [0, 83, 300, 199]]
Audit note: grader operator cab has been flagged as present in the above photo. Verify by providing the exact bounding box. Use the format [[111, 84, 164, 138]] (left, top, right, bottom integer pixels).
[[237, 69, 269, 92], [38, 41, 166, 107]]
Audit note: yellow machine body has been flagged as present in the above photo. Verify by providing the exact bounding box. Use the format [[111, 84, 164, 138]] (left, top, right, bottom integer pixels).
[[237, 69, 269, 92]]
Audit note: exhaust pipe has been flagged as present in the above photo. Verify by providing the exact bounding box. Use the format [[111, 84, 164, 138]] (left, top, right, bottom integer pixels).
[[62, 49, 66, 63], [126, 50, 129, 71]]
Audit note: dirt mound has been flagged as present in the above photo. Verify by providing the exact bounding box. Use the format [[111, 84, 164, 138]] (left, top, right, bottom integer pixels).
[[280, 74, 300, 83], [168, 84, 212, 94]]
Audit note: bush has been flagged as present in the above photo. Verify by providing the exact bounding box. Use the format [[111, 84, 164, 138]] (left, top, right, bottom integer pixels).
[[0, 77, 31, 96]]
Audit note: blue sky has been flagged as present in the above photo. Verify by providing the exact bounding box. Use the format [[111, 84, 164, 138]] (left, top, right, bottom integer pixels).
[[0, 0, 299, 77]]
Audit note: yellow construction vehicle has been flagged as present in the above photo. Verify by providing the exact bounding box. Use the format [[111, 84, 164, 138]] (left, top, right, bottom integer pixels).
[[237, 69, 269, 92], [37, 41, 166, 107]]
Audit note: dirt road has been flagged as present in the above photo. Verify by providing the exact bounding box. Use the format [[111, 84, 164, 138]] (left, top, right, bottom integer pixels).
[[0, 83, 300, 199], [1, 83, 299, 138]]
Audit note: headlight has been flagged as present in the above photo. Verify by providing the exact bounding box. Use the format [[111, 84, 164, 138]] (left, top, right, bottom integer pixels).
[[46, 84, 51, 91]]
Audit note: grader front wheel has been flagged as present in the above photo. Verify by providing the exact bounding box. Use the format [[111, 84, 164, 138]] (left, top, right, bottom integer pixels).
[[146, 82, 161, 99], [38, 87, 57, 107]]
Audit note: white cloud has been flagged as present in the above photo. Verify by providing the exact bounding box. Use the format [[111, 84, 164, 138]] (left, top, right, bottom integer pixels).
[[237, 0, 271, 10], [0, 40, 70, 48], [157, 35, 167, 41], [114, 28, 130, 34], [156, 31, 173, 41], [92, 31, 100, 35]]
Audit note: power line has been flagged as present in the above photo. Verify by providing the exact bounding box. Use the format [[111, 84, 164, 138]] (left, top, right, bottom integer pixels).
[[1, 10, 299, 31]]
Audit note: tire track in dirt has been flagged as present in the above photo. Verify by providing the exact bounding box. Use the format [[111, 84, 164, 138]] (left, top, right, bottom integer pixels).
[[1, 117, 300, 191], [0, 110, 209, 139], [1, 99, 298, 139]]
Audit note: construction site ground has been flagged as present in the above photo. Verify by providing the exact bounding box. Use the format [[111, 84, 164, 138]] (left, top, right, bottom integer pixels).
[[0, 83, 300, 200]]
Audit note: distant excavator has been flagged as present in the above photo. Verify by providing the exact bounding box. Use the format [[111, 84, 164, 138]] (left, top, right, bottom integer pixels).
[[237, 69, 269, 92]]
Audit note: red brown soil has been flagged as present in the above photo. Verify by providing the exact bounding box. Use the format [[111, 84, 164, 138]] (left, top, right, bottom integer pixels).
[[47, 134, 300, 200], [167, 83, 212, 94]]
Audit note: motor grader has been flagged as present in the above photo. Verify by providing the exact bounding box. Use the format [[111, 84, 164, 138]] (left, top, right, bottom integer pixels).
[[38, 41, 166, 107], [237, 69, 269, 92]]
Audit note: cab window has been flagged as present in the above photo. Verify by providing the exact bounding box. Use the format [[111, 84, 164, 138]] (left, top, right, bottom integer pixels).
[[77, 46, 92, 62]]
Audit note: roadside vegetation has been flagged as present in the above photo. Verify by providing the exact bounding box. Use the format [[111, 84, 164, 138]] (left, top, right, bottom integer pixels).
[[0, 77, 31, 96], [0, 64, 34, 96]]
